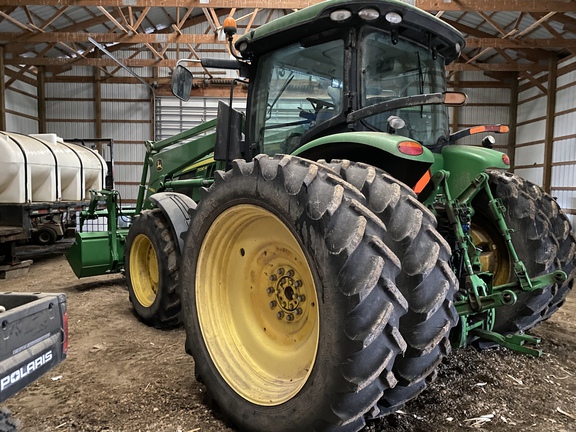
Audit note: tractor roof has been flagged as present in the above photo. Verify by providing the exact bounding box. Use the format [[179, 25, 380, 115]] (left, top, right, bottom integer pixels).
[[235, 0, 465, 65]]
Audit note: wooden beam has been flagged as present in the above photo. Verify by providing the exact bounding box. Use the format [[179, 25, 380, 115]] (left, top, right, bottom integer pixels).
[[443, 18, 547, 63], [466, 38, 576, 49], [507, 73, 518, 173], [0, 46, 6, 131], [0, 10, 34, 32], [515, 12, 556, 38], [1, 0, 317, 7], [415, 0, 576, 12], [5, 57, 181, 67], [0, 31, 225, 46], [39, 6, 70, 30], [95, 66, 102, 138], [4, 54, 549, 71], [38, 66, 46, 133], [0, 6, 17, 26], [447, 62, 548, 72], [543, 56, 557, 194]]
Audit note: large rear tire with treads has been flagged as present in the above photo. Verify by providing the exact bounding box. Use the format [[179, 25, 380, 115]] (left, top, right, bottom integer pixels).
[[180, 154, 409, 432], [321, 159, 458, 417]]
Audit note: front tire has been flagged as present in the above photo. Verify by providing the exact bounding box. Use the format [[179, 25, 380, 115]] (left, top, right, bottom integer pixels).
[[125, 209, 181, 328], [181, 155, 409, 432]]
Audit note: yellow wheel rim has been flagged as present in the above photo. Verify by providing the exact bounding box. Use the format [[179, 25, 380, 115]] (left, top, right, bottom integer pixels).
[[471, 217, 511, 285], [130, 234, 159, 308], [196, 204, 319, 406]]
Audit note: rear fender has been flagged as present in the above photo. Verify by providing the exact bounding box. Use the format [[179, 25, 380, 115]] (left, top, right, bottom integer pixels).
[[437, 145, 510, 199], [292, 132, 435, 189], [149, 192, 197, 254]]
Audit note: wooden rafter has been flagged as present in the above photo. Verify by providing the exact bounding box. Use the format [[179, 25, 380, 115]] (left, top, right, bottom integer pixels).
[[444, 17, 549, 63], [415, 0, 576, 13], [1, 0, 319, 8], [0, 1, 574, 84]]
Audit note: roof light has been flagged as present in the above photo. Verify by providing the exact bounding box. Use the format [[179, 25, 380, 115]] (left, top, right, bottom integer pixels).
[[223, 17, 237, 38], [359, 8, 380, 21], [398, 141, 423, 156], [330, 9, 352, 22], [385, 11, 402, 24]]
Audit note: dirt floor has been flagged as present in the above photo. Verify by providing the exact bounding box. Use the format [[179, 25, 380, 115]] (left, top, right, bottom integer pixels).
[[2, 240, 576, 432]]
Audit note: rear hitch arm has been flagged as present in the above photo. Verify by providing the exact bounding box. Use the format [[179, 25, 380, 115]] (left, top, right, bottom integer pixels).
[[472, 329, 542, 357]]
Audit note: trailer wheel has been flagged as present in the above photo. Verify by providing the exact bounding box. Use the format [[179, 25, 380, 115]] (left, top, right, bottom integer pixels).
[[472, 170, 574, 333], [125, 209, 181, 328], [321, 160, 458, 417], [35, 227, 57, 246], [180, 154, 409, 432]]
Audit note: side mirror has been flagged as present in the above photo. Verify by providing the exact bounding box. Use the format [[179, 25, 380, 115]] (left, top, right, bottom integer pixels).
[[171, 64, 193, 101]]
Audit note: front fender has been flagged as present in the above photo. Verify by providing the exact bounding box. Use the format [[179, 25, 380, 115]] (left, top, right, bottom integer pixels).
[[437, 145, 510, 199], [292, 132, 435, 189], [149, 192, 197, 254]]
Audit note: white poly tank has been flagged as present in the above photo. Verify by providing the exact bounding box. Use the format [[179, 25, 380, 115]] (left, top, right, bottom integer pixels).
[[0, 131, 107, 204]]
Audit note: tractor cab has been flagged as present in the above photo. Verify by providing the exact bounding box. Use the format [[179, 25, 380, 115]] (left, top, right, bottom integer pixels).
[[172, 0, 466, 163]]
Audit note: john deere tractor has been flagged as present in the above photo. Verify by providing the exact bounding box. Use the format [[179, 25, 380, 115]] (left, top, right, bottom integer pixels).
[[67, 0, 575, 430]]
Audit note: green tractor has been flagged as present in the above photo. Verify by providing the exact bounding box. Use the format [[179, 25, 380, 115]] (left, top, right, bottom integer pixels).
[[67, 0, 575, 430]]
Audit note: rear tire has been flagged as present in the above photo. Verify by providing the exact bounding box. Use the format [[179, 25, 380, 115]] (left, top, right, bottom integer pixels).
[[180, 154, 409, 432], [321, 160, 458, 416], [497, 172, 576, 321], [125, 209, 181, 328], [472, 170, 572, 333]]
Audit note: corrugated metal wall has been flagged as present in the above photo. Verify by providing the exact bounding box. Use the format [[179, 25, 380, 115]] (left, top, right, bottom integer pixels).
[[449, 71, 511, 150], [515, 56, 576, 225], [46, 67, 96, 138], [515, 71, 548, 185], [4, 66, 38, 133], [101, 83, 152, 202], [551, 56, 576, 225], [46, 66, 153, 203], [156, 96, 246, 140]]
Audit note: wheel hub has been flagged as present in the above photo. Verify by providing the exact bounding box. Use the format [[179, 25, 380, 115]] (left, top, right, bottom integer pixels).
[[267, 266, 306, 322], [195, 204, 319, 406]]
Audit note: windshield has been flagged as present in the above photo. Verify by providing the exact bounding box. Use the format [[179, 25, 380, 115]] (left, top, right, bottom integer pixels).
[[251, 39, 344, 155], [360, 29, 448, 148]]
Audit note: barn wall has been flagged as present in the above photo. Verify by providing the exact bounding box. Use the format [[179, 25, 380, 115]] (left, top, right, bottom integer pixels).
[[4, 67, 38, 133], [448, 71, 511, 151], [516, 55, 576, 226]]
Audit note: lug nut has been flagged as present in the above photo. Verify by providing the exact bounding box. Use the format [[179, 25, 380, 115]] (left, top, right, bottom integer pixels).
[[295, 280, 302, 288], [295, 308, 303, 315], [266, 287, 274, 294], [298, 295, 306, 302], [277, 268, 285, 275], [269, 274, 277, 281], [269, 301, 277, 309], [287, 270, 294, 277], [286, 314, 294, 322], [276, 311, 285, 319]]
